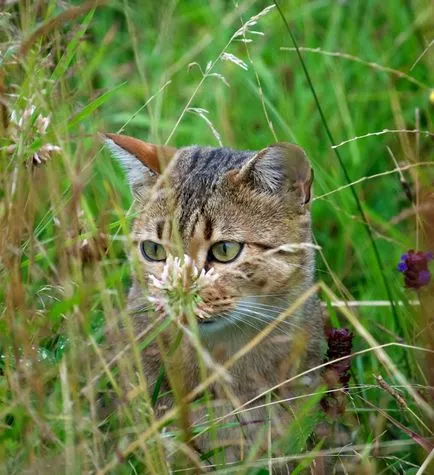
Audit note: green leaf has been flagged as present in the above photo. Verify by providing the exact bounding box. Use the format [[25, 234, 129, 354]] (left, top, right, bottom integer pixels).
[[51, 8, 96, 82], [67, 82, 126, 130]]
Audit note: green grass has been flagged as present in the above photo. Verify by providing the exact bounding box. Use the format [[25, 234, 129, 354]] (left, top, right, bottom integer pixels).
[[1, 0, 433, 473]]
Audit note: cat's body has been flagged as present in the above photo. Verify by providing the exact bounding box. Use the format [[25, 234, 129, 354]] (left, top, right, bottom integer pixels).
[[104, 134, 325, 471]]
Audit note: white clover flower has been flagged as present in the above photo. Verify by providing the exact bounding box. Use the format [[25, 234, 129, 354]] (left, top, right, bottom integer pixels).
[[148, 254, 218, 321]]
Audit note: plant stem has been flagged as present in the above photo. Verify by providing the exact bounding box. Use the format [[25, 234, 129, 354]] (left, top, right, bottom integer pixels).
[[272, 1, 404, 339]]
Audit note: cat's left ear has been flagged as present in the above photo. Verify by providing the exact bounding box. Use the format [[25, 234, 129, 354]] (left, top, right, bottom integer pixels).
[[101, 132, 176, 189], [232, 143, 313, 204]]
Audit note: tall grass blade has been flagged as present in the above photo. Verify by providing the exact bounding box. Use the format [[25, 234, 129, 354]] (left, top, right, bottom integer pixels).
[[272, 0, 403, 339]]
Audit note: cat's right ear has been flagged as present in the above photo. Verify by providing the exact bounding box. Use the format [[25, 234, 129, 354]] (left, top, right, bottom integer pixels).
[[101, 133, 176, 189]]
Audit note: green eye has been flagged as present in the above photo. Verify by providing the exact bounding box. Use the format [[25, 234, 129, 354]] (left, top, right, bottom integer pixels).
[[209, 241, 243, 263], [140, 240, 167, 262]]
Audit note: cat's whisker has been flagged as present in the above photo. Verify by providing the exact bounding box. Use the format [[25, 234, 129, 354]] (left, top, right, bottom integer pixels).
[[236, 305, 288, 318], [243, 293, 318, 305], [233, 307, 302, 332], [239, 297, 288, 308], [239, 293, 290, 299], [234, 308, 298, 328], [237, 303, 306, 325], [219, 311, 248, 335], [244, 314, 301, 333], [229, 312, 265, 333], [236, 311, 295, 329], [237, 302, 289, 312], [236, 302, 289, 314]]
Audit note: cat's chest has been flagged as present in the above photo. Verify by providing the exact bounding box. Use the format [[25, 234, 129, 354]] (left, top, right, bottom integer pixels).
[[202, 331, 294, 384]]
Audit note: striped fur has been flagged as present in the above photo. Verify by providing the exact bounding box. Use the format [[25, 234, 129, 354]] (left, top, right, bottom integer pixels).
[[105, 135, 325, 470]]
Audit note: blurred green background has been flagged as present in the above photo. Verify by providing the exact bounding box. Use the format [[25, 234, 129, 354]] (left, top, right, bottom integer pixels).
[[1, 0, 433, 473]]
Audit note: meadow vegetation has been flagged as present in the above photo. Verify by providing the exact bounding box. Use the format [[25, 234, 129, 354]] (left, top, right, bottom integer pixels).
[[0, 0, 433, 473]]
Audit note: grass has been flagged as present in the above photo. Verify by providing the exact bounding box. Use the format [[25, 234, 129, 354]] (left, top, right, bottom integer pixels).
[[1, 0, 434, 473]]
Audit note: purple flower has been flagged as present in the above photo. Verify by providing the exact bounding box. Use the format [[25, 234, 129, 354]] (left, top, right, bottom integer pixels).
[[397, 250, 433, 289], [320, 327, 354, 418], [324, 328, 353, 389]]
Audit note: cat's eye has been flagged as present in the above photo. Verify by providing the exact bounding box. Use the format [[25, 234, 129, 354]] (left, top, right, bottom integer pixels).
[[140, 240, 167, 262], [209, 241, 243, 263]]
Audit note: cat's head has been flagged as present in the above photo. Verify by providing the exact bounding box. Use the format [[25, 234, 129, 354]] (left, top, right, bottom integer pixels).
[[104, 133, 315, 332]]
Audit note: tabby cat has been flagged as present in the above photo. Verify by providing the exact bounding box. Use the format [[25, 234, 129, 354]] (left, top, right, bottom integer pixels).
[[104, 133, 325, 472]]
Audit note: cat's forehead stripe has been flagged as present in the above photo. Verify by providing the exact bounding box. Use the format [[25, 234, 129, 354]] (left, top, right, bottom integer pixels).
[[186, 147, 205, 174], [156, 220, 164, 240], [174, 146, 253, 236], [204, 216, 213, 241]]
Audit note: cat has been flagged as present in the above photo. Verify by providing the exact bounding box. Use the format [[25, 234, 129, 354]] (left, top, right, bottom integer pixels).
[[104, 132, 326, 472]]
